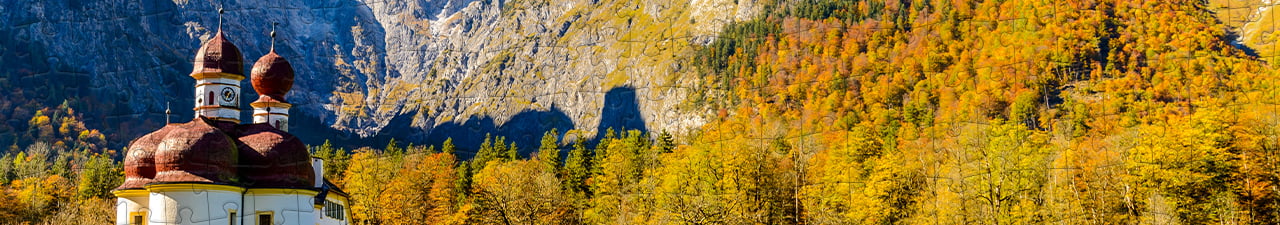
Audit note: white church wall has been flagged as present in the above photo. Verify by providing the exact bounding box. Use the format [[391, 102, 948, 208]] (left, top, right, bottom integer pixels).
[[252, 106, 290, 131], [243, 189, 318, 225], [113, 190, 149, 225], [146, 184, 244, 225], [316, 194, 349, 225]]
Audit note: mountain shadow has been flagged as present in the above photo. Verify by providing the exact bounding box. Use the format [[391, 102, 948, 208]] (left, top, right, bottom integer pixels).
[[422, 105, 576, 159], [596, 86, 648, 136], [269, 86, 649, 161], [417, 86, 647, 159]]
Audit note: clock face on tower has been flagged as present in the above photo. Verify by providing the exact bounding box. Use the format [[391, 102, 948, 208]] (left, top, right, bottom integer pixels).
[[221, 87, 236, 104]]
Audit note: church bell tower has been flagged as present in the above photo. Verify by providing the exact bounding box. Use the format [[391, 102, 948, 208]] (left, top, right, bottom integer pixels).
[[190, 14, 245, 123], [250, 23, 295, 131]]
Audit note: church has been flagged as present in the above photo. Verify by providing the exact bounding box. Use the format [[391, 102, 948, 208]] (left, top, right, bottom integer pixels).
[[112, 20, 350, 225]]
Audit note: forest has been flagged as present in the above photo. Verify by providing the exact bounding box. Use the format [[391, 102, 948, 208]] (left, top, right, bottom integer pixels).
[[3, 0, 1280, 224]]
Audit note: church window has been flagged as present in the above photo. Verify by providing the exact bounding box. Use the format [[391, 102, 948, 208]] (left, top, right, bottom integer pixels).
[[256, 211, 273, 225], [324, 200, 345, 221], [129, 211, 146, 225], [208, 91, 215, 106]]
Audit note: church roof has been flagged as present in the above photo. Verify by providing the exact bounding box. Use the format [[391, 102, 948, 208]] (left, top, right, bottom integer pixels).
[[250, 49, 295, 101], [191, 30, 245, 76], [234, 123, 313, 188], [118, 124, 179, 189], [152, 118, 239, 184], [116, 117, 316, 190]]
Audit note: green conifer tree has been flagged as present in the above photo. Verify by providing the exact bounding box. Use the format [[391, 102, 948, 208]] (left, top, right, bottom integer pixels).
[[538, 129, 562, 172]]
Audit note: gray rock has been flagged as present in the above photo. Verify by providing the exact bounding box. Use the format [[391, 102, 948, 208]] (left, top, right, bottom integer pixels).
[[0, 0, 759, 148]]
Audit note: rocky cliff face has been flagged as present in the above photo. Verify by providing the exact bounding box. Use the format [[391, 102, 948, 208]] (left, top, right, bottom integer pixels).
[[1211, 0, 1279, 57], [0, 0, 760, 149]]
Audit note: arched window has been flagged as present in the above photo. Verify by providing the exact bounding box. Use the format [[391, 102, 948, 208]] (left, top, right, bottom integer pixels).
[[208, 91, 215, 106]]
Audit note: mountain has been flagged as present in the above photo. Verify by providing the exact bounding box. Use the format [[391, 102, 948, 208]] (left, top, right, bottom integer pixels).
[[1211, 0, 1279, 57], [0, 0, 762, 150]]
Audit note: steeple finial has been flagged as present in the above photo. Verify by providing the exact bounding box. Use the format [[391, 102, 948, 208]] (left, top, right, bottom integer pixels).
[[217, 7, 225, 31], [165, 101, 171, 124], [270, 22, 278, 51]]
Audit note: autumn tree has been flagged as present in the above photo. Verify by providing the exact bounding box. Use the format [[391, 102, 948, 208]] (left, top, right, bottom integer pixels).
[[343, 148, 398, 224], [585, 129, 658, 224], [470, 159, 574, 224], [12, 174, 74, 222], [378, 152, 464, 224], [1128, 107, 1240, 224], [75, 154, 120, 199]]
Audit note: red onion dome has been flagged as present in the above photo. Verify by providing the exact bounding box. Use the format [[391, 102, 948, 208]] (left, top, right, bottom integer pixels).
[[152, 118, 238, 184], [192, 30, 245, 76], [117, 125, 180, 190], [250, 50, 294, 100], [235, 124, 313, 187]]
